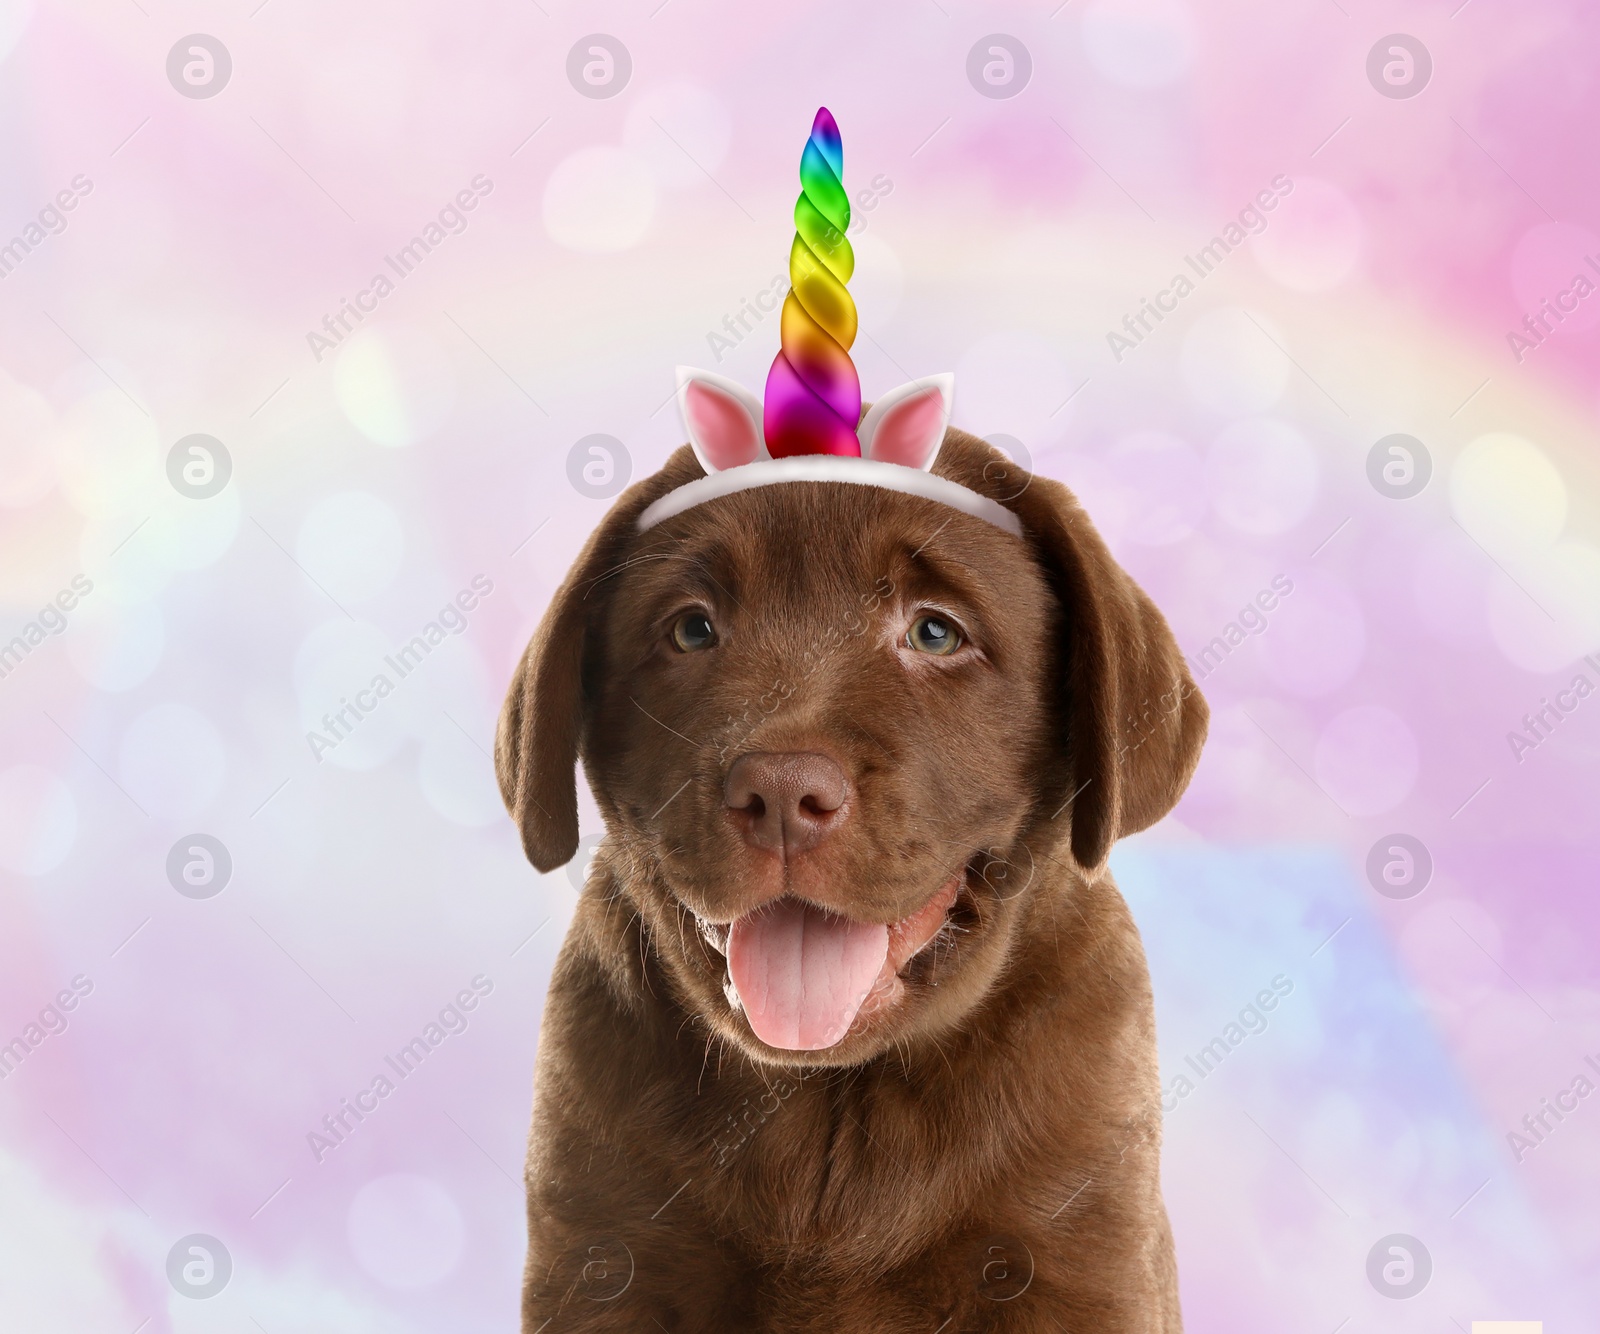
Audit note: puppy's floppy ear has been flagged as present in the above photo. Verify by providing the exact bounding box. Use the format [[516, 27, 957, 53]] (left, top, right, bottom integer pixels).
[[934, 429, 1207, 874], [495, 449, 702, 872], [1009, 471, 1208, 872]]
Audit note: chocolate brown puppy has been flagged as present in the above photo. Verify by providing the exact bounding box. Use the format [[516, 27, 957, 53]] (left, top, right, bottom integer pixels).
[[496, 422, 1207, 1332]]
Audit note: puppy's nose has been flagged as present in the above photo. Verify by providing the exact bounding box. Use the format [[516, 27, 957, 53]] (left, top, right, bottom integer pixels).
[[724, 752, 850, 857]]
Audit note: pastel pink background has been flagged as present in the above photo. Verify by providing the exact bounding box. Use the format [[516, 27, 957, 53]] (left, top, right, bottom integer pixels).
[[1, 1, 1596, 1329]]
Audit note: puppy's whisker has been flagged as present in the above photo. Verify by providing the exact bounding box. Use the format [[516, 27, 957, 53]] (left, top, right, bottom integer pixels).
[[580, 547, 704, 598], [638, 908, 656, 996], [697, 1031, 717, 1096], [681, 551, 747, 612], [630, 696, 704, 750]]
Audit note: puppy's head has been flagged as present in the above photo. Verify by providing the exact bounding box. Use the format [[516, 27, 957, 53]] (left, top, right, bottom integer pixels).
[[497, 396, 1206, 1067]]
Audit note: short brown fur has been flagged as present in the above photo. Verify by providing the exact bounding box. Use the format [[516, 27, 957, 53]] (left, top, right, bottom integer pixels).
[[496, 428, 1207, 1331]]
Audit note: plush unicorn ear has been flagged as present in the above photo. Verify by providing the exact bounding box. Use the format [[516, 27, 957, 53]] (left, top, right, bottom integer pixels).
[[677, 367, 769, 474], [858, 374, 954, 471]]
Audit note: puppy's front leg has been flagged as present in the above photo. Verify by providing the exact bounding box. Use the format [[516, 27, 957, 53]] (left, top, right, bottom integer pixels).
[[521, 1191, 757, 1333], [519, 1014, 760, 1332], [805, 1220, 1179, 1334]]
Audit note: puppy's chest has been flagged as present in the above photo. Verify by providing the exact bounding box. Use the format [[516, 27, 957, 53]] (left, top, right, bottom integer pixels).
[[691, 1069, 997, 1254]]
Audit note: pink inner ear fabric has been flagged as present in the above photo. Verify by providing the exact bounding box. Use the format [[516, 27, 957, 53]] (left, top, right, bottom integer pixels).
[[685, 380, 761, 471], [868, 388, 944, 468]]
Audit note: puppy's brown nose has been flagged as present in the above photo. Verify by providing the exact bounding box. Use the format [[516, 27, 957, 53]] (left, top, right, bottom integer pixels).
[[724, 752, 850, 857]]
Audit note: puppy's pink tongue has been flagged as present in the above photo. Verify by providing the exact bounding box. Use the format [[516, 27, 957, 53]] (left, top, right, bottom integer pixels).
[[727, 899, 889, 1051]]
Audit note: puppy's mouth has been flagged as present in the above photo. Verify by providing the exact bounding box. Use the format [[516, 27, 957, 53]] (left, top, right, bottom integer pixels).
[[694, 874, 964, 1052]]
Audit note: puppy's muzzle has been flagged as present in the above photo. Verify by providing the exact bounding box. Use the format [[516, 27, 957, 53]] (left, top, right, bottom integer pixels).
[[723, 751, 850, 859]]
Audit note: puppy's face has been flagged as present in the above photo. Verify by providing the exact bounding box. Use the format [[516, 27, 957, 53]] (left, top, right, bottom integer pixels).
[[497, 431, 1207, 1068], [586, 480, 1057, 1065]]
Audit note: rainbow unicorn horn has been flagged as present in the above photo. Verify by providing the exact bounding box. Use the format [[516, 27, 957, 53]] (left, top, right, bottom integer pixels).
[[651, 110, 1009, 537], [763, 107, 861, 457]]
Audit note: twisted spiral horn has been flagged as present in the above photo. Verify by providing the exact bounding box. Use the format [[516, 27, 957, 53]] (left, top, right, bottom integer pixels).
[[763, 107, 861, 457]]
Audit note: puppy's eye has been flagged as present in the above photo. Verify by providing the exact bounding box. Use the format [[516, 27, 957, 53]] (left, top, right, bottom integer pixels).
[[907, 614, 961, 656], [672, 612, 717, 652]]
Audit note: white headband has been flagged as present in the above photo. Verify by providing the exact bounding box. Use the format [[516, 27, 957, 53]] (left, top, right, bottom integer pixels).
[[639, 455, 1021, 536], [638, 368, 1024, 539]]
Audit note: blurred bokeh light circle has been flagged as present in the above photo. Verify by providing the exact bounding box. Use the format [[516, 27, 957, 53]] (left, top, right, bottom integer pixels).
[[65, 599, 165, 692], [1450, 432, 1566, 564], [1251, 179, 1363, 292], [295, 491, 405, 606], [117, 703, 226, 821], [1206, 417, 1318, 537], [347, 1174, 466, 1290], [0, 373, 56, 508], [1180, 308, 1289, 416], [543, 147, 656, 253], [1314, 705, 1419, 817], [1107, 430, 1206, 545], [623, 84, 731, 186], [335, 324, 458, 448], [0, 765, 77, 876]]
